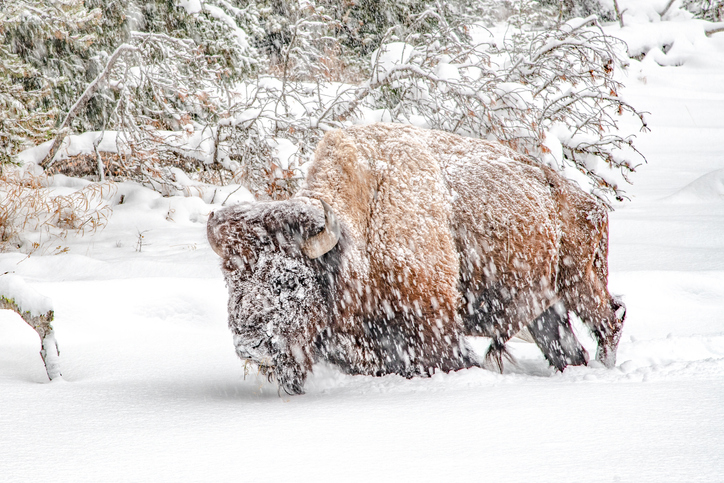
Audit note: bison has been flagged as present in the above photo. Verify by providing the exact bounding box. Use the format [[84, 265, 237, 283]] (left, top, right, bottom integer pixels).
[[207, 123, 625, 395]]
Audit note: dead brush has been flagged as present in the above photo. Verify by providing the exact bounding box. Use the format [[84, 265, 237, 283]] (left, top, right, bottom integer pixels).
[[0, 167, 115, 252]]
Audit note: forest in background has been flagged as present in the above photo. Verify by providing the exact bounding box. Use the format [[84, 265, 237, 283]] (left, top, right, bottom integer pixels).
[[0, 0, 722, 252]]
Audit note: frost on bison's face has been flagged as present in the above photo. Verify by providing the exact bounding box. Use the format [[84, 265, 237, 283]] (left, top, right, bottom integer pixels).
[[207, 199, 342, 395]]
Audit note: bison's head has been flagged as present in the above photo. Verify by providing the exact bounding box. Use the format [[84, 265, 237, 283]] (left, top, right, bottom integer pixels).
[[207, 199, 341, 395]]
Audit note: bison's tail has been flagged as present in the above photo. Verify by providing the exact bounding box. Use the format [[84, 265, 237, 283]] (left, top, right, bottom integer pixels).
[[483, 338, 517, 373]]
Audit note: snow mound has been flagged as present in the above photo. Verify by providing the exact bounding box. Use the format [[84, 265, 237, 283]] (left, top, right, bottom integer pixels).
[[668, 169, 724, 202], [15, 132, 127, 166], [15, 130, 219, 166]]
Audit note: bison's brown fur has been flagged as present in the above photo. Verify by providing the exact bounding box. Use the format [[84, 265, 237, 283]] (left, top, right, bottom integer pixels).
[[208, 123, 625, 394]]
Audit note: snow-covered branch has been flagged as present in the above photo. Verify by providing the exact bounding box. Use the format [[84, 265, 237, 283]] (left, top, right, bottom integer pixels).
[[341, 2, 648, 201], [41, 44, 137, 169], [0, 274, 61, 381]]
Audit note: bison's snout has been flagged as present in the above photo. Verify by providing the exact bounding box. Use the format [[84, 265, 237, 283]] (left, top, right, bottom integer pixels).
[[232, 331, 308, 396], [247, 362, 306, 396]]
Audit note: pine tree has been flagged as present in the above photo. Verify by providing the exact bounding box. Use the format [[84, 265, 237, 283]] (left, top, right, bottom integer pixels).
[[1, 0, 102, 132], [0, 44, 57, 164], [1, 0, 260, 137], [0, 0, 99, 163]]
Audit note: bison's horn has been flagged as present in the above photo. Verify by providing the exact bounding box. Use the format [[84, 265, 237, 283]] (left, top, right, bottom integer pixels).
[[302, 199, 340, 259]]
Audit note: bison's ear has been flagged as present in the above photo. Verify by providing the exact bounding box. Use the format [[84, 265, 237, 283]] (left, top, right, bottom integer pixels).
[[302, 199, 340, 259]]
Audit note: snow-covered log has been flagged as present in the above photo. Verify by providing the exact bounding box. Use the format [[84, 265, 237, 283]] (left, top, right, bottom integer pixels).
[[207, 123, 626, 395], [0, 275, 61, 381]]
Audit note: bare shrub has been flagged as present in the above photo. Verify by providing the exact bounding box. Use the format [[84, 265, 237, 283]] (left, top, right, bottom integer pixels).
[[342, 5, 648, 202], [30, 1, 648, 204], [0, 167, 114, 252], [207, 1, 649, 203], [683, 0, 724, 21]]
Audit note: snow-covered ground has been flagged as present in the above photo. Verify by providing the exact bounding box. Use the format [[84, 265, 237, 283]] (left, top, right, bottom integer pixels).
[[2, 11, 724, 483]]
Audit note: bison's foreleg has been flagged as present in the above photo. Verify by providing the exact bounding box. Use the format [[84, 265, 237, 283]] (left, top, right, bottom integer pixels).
[[526, 302, 588, 371]]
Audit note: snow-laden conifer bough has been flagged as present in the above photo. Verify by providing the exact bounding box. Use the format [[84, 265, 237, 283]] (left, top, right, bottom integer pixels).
[[0, 274, 61, 381], [208, 123, 625, 395]]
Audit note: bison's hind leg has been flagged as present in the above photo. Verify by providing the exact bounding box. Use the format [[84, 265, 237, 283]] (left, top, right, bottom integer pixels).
[[564, 288, 626, 369], [527, 302, 588, 372], [594, 295, 626, 368]]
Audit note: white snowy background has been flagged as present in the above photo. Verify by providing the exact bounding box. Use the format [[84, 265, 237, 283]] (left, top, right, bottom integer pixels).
[[2, 4, 724, 482]]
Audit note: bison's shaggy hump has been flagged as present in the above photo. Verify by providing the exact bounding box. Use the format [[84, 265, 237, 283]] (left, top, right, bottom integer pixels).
[[209, 123, 625, 394], [304, 125, 463, 344]]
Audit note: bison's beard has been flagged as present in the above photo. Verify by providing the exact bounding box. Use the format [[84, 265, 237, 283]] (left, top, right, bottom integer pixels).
[[232, 332, 309, 395], [226, 253, 327, 395]]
